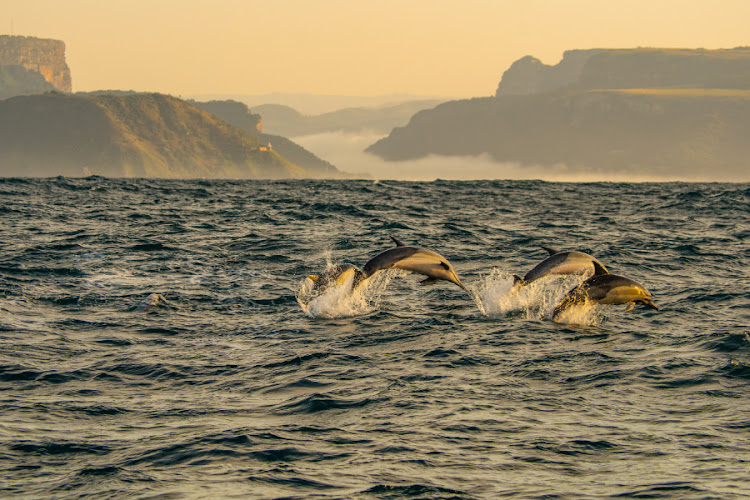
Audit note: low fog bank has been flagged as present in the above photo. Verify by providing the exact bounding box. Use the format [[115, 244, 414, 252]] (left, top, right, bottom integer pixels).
[[293, 132, 747, 182]]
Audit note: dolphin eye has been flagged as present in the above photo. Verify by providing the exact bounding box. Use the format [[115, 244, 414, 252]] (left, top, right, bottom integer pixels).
[[440, 261, 450, 270]]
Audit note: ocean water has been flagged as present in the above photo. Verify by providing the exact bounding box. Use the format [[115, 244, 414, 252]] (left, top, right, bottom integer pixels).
[[1, 176, 749, 499]]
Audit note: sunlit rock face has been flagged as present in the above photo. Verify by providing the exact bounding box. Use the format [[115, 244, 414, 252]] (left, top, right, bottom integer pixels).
[[0, 35, 72, 93]]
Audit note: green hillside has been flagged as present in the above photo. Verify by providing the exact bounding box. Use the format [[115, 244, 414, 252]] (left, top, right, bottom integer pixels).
[[0, 92, 306, 178]]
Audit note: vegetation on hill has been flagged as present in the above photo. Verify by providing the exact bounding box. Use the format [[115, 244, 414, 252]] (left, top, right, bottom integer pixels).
[[0, 65, 56, 99], [191, 99, 343, 176], [0, 92, 305, 178]]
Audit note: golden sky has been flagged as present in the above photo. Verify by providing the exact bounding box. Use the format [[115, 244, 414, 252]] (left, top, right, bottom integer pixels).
[[4, 0, 750, 97]]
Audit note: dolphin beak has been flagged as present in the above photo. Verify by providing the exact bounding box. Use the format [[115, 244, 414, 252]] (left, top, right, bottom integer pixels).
[[451, 274, 468, 292]]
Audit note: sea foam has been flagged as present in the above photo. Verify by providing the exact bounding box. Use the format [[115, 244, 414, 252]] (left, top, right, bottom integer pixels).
[[470, 269, 602, 325], [296, 264, 396, 318]]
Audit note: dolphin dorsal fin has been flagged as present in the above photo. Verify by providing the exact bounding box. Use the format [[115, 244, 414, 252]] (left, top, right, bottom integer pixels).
[[592, 260, 610, 276], [541, 246, 558, 256], [390, 236, 406, 247]]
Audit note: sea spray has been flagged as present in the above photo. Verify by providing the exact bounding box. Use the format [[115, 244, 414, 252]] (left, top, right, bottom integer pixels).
[[297, 266, 397, 318], [471, 269, 601, 324], [550, 297, 603, 326]]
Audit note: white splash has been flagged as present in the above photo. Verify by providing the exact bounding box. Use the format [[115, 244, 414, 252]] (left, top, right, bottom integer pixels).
[[469, 269, 602, 326], [550, 298, 602, 326], [297, 265, 396, 318]]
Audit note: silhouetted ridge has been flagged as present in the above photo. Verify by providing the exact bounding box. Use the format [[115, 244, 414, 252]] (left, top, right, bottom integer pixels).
[[368, 47, 750, 177]]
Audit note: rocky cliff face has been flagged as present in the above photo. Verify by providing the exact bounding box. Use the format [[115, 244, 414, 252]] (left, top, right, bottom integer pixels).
[[496, 47, 750, 96], [0, 35, 72, 92], [496, 49, 604, 96]]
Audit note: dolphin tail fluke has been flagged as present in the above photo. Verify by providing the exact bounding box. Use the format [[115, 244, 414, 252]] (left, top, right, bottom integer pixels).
[[541, 246, 558, 256], [592, 260, 610, 276], [390, 236, 406, 247], [307, 274, 320, 283]]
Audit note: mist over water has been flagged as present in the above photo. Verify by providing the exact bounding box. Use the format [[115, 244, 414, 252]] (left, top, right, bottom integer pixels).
[[294, 131, 744, 181], [1, 177, 749, 499]]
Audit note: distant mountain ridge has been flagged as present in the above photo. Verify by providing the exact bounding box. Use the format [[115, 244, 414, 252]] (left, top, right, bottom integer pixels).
[[251, 100, 444, 136], [496, 47, 750, 96], [368, 47, 750, 178], [0, 93, 307, 178]]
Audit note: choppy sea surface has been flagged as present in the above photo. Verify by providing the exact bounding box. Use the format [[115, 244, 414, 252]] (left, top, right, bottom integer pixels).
[[1, 177, 749, 499]]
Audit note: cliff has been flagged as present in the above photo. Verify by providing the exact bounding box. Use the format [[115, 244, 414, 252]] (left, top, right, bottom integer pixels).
[[496, 47, 750, 96], [367, 47, 750, 178], [496, 49, 604, 96], [366, 90, 750, 178], [0, 92, 306, 179], [0, 35, 72, 93], [0, 64, 56, 99]]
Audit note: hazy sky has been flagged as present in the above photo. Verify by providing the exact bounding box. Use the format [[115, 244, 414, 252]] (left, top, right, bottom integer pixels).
[[4, 0, 750, 98]]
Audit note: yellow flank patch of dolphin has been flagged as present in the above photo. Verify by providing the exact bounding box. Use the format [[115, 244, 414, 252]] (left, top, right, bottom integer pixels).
[[553, 274, 658, 318]]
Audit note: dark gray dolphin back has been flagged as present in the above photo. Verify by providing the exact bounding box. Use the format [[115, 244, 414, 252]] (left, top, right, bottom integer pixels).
[[362, 246, 420, 277], [517, 249, 610, 286]]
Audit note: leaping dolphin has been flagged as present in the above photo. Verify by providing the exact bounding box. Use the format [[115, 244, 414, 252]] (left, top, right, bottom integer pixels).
[[513, 247, 609, 287], [552, 274, 658, 319], [362, 236, 467, 291], [306, 236, 467, 293]]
